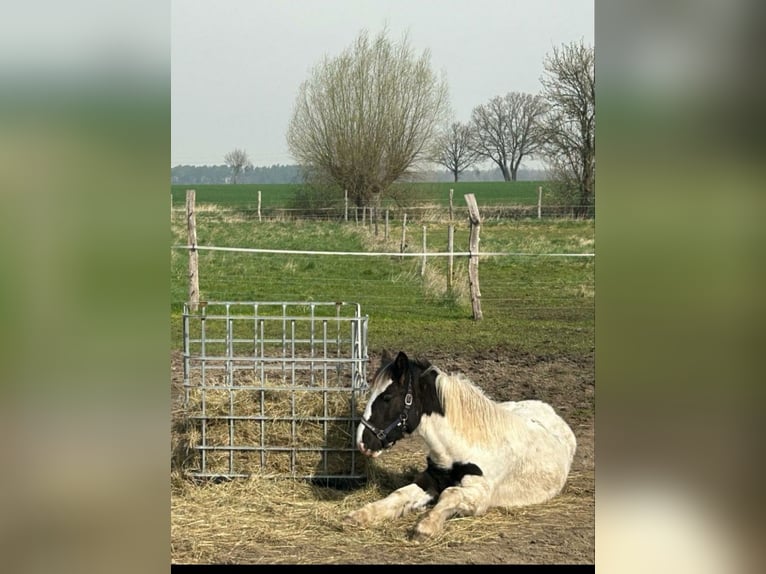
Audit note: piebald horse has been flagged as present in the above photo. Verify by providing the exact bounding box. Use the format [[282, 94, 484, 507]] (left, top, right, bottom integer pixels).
[[345, 351, 576, 540]]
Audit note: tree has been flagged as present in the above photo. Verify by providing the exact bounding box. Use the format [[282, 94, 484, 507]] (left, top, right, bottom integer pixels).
[[540, 40, 595, 217], [287, 28, 450, 207], [224, 148, 252, 184], [433, 121, 482, 182], [470, 92, 547, 181]]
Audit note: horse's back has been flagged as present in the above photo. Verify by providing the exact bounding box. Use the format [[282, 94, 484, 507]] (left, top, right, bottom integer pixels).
[[485, 399, 577, 507], [500, 399, 576, 460]]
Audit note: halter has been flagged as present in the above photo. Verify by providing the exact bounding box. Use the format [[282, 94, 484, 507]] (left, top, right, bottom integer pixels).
[[360, 365, 438, 448]]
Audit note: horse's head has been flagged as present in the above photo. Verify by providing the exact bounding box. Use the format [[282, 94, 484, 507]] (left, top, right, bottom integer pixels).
[[356, 350, 438, 457]]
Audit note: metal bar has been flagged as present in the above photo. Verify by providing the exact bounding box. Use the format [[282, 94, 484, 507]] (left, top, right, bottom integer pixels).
[[259, 318, 265, 469], [310, 303, 315, 386]]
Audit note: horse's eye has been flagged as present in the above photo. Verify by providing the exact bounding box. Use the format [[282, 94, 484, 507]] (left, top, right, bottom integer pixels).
[[383, 395, 393, 403]]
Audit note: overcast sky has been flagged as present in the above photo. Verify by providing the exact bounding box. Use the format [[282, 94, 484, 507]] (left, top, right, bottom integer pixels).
[[171, 0, 594, 167]]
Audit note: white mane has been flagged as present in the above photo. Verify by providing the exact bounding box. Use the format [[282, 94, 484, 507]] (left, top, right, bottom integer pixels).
[[435, 371, 513, 446]]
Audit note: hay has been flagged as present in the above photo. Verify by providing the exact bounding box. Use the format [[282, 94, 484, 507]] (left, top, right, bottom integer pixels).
[[174, 370, 366, 478], [170, 465, 595, 564]]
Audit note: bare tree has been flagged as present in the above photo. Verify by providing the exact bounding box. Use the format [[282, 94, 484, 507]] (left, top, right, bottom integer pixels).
[[540, 41, 595, 217], [287, 28, 450, 207], [470, 92, 547, 181], [433, 121, 482, 182], [224, 148, 252, 184]]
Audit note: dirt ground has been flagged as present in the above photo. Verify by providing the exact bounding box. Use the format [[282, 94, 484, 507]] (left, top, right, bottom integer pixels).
[[171, 347, 594, 565]]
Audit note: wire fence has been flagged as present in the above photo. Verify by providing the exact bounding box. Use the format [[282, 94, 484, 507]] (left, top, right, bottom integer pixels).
[[169, 189, 595, 223], [169, 193, 595, 329]]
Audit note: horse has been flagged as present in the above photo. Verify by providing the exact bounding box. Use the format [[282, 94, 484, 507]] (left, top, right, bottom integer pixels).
[[344, 350, 577, 541]]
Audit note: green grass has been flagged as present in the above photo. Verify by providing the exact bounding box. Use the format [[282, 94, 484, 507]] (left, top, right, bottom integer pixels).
[[389, 180, 546, 206], [170, 181, 548, 210], [171, 205, 594, 357]]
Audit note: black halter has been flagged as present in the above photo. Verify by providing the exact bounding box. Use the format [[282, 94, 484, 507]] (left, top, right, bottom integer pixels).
[[359, 365, 437, 449], [360, 378, 414, 449]]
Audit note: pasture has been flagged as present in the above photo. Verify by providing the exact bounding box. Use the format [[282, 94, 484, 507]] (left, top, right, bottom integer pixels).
[[170, 180, 548, 211], [170, 185, 594, 564]]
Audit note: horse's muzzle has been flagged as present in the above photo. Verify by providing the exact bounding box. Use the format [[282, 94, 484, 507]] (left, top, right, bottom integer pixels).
[[357, 441, 382, 458]]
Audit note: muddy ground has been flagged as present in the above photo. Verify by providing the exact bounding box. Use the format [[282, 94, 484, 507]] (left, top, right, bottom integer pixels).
[[171, 347, 594, 564]]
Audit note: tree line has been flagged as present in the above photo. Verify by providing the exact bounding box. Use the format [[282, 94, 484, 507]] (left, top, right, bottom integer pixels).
[[432, 42, 594, 216], [170, 163, 548, 185], [199, 28, 595, 217], [171, 163, 302, 185]]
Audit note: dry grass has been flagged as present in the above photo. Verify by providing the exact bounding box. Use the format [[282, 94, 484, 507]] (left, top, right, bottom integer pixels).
[[170, 460, 594, 564], [173, 368, 367, 478]]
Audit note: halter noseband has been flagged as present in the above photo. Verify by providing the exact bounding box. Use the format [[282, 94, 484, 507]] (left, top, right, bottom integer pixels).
[[360, 365, 437, 448]]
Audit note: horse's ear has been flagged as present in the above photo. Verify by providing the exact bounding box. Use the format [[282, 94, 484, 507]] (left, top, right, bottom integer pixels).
[[394, 351, 409, 374]]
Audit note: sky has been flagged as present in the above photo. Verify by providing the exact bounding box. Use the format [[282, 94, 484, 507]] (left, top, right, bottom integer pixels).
[[171, 0, 594, 167]]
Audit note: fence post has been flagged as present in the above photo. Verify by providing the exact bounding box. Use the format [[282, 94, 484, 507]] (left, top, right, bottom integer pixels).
[[400, 213, 408, 253], [186, 189, 199, 313], [537, 186, 542, 220], [421, 225, 427, 277], [344, 190, 349, 222], [447, 224, 454, 291], [449, 188, 454, 222], [464, 193, 483, 320], [258, 190, 262, 222], [385, 209, 390, 240]]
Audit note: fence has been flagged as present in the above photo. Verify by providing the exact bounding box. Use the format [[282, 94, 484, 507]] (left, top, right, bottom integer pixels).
[[182, 301, 369, 484], [170, 186, 595, 223], [174, 189, 595, 323]]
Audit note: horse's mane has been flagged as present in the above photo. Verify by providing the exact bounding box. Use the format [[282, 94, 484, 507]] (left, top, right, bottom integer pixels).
[[372, 358, 513, 445], [434, 371, 510, 446]]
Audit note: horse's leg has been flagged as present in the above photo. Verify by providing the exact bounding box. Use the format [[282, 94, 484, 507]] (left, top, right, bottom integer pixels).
[[344, 483, 434, 527], [411, 475, 492, 541]]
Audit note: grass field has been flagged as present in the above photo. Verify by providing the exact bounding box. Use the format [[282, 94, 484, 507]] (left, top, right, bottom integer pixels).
[[170, 199, 594, 356], [171, 180, 548, 210]]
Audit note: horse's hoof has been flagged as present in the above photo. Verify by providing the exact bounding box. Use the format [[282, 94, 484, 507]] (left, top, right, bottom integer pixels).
[[410, 525, 433, 543]]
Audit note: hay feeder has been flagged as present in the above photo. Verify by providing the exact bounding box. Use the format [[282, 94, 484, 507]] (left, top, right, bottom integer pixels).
[[182, 301, 369, 485]]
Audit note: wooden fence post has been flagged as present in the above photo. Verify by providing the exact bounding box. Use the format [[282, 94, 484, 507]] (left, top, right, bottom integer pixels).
[[421, 225, 427, 276], [400, 213, 408, 253], [537, 186, 542, 220], [447, 224, 454, 291], [449, 188, 454, 222], [186, 189, 199, 313], [464, 193, 483, 320], [344, 190, 349, 222], [385, 209, 390, 240], [258, 190, 262, 222]]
